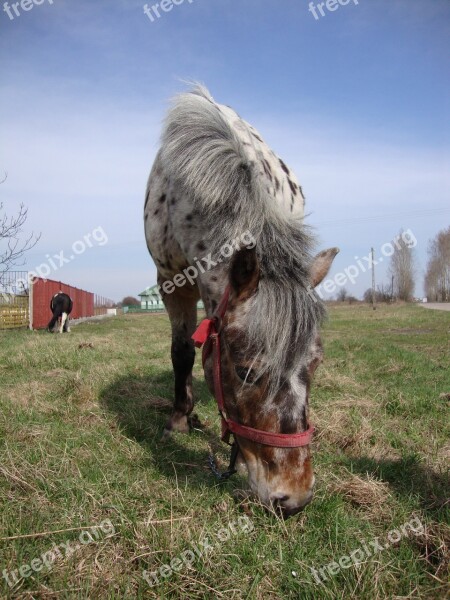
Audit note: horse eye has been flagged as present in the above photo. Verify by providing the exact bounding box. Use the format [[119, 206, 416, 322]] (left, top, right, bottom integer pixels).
[[235, 366, 257, 384]]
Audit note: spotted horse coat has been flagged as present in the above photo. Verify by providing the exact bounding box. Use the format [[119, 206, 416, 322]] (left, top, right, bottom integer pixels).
[[144, 87, 306, 316], [143, 85, 338, 516]]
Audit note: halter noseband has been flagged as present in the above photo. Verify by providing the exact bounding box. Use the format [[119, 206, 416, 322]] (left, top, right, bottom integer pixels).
[[192, 286, 314, 478]]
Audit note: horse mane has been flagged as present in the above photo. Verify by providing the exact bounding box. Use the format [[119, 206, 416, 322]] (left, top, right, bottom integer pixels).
[[161, 85, 325, 388]]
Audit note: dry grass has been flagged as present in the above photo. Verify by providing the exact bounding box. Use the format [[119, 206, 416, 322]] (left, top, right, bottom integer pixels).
[[312, 394, 401, 462], [0, 305, 449, 599], [328, 471, 393, 521], [412, 520, 450, 581], [4, 381, 54, 411]]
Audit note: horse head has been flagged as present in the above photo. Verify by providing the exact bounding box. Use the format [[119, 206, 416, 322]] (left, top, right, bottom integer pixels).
[[202, 246, 338, 516]]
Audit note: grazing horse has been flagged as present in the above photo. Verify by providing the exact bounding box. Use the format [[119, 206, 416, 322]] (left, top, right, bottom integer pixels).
[[144, 85, 338, 516], [47, 292, 73, 333]]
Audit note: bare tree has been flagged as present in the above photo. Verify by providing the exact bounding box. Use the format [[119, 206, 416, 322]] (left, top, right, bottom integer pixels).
[[376, 283, 393, 303], [336, 287, 347, 302], [363, 284, 392, 304], [121, 296, 140, 306], [424, 226, 450, 301], [363, 288, 372, 303], [0, 174, 40, 285], [389, 230, 416, 301]]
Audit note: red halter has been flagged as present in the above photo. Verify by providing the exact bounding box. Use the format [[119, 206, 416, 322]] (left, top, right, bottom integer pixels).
[[192, 286, 314, 448]]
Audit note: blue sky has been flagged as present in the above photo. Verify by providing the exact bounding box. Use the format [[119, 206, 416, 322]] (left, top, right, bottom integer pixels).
[[0, 0, 449, 301]]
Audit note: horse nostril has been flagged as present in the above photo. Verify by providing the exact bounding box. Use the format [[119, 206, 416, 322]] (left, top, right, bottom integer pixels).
[[277, 494, 289, 503], [268, 491, 313, 518], [269, 494, 290, 506]]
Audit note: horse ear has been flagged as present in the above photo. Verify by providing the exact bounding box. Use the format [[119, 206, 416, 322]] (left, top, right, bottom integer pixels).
[[310, 247, 339, 287], [229, 247, 260, 299]]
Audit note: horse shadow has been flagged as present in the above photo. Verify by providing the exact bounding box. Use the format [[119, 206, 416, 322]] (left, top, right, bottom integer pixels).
[[98, 369, 241, 490], [342, 455, 449, 523]]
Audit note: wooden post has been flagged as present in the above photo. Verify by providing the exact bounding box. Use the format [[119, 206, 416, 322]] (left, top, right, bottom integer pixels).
[[28, 273, 33, 330]]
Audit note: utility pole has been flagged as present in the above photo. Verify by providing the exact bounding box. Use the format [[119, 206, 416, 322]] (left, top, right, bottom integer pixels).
[[371, 247, 376, 310]]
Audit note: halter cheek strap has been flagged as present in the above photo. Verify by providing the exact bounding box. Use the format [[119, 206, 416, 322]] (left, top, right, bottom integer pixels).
[[192, 286, 314, 454]]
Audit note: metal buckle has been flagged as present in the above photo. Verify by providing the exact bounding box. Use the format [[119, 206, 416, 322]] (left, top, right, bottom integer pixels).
[[208, 441, 239, 481]]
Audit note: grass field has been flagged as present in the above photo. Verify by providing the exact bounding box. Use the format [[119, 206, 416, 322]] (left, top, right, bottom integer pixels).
[[0, 304, 449, 599]]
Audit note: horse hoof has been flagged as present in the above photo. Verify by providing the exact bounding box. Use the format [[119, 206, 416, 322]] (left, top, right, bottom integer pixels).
[[164, 414, 189, 435], [188, 413, 203, 429], [161, 428, 172, 440]]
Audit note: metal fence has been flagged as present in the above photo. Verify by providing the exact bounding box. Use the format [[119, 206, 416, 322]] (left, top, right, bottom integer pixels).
[[123, 305, 165, 313], [94, 294, 116, 316], [0, 271, 30, 329]]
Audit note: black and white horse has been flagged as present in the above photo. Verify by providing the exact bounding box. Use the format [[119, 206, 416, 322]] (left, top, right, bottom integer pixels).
[[47, 292, 73, 333]]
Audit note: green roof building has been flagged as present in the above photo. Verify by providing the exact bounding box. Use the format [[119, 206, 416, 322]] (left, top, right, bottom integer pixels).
[[138, 285, 204, 311], [138, 285, 165, 311]]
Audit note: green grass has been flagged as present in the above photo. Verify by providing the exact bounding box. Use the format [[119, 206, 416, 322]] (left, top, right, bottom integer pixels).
[[0, 305, 449, 599]]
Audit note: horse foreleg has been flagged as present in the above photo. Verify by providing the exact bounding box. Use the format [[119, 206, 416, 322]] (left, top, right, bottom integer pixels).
[[168, 333, 195, 434], [161, 280, 198, 436]]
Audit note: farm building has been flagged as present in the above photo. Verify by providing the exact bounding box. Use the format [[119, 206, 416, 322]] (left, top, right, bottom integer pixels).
[[138, 284, 204, 311], [138, 285, 165, 311]]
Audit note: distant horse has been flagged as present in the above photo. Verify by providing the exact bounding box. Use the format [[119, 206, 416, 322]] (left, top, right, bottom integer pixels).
[[144, 85, 338, 516], [47, 292, 73, 333]]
